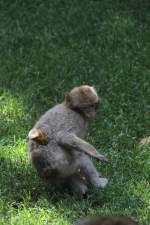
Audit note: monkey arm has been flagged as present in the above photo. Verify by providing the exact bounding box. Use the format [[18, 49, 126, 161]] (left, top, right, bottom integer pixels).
[[56, 131, 108, 162]]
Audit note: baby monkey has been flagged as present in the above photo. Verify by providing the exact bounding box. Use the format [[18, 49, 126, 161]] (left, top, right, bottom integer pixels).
[[28, 85, 108, 195]]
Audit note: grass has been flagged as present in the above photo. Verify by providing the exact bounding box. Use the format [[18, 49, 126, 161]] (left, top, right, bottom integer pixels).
[[0, 0, 150, 224]]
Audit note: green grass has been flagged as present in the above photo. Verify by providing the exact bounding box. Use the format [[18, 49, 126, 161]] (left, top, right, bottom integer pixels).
[[0, 0, 150, 224]]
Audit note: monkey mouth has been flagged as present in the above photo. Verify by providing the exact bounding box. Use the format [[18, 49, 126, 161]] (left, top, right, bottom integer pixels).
[[85, 112, 96, 120]]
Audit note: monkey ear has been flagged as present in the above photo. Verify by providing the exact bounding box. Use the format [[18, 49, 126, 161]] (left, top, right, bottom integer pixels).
[[64, 93, 72, 107], [28, 128, 49, 145]]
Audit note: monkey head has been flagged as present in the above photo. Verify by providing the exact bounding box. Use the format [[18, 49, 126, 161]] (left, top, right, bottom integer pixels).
[[65, 85, 100, 119]]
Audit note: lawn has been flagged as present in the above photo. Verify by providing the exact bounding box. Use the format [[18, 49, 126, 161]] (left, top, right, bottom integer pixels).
[[0, 0, 150, 224]]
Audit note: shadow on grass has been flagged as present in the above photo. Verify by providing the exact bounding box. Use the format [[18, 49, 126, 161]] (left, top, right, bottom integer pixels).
[[0, 156, 77, 205]]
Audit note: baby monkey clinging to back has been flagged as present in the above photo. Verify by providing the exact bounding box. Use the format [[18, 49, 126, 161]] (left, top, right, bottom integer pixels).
[[28, 85, 108, 195]]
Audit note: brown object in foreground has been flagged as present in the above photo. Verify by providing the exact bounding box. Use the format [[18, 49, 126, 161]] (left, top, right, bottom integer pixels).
[[139, 136, 150, 145], [75, 217, 139, 225], [28, 128, 49, 145]]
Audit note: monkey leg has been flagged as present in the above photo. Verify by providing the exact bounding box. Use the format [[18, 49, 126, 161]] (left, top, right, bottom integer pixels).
[[78, 155, 108, 188], [30, 150, 58, 181], [68, 175, 88, 195]]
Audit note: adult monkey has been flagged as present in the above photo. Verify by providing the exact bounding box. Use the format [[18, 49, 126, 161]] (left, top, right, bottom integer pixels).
[[28, 85, 108, 195]]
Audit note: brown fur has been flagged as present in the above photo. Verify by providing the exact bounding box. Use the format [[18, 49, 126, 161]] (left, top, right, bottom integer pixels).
[[29, 128, 49, 144], [65, 85, 99, 110]]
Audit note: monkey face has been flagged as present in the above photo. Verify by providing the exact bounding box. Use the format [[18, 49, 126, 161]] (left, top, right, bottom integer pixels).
[[76, 102, 99, 119], [65, 85, 100, 119]]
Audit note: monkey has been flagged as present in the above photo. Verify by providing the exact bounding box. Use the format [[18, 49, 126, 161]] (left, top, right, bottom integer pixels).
[[73, 217, 139, 225], [28, 85, 108, 195]]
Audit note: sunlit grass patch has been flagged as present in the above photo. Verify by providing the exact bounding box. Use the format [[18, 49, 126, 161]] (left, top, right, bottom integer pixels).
[[0, 91, 33, 146]]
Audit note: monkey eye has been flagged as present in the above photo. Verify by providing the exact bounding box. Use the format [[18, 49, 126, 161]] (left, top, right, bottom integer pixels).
[[89, 102, 99, 109], [90, 104, 96, 108], [74, 102, 99, 112]]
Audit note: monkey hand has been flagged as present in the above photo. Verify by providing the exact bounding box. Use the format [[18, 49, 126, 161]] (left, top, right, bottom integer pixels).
[[95, 154, 108, 162]]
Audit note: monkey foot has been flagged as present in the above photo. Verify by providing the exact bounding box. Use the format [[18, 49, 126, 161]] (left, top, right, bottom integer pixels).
[[92, 177, 108, 188], [98, 178, 108, 188]]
